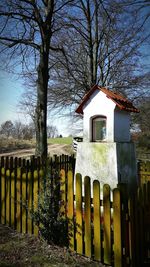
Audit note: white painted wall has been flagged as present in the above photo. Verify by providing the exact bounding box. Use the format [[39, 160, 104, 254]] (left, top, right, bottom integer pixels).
[[83, 89, 115, 142], [75, 143, 118, 191], [75, 142, 137, 195], [82, 89, 131, 142]]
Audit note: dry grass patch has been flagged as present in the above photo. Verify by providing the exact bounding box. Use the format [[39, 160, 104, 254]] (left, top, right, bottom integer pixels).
[[0, 137, 35, 153], [0, 225, 108, 267]]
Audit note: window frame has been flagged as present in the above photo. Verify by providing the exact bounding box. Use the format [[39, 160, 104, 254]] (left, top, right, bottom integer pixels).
[[91, 115, 107, 142]]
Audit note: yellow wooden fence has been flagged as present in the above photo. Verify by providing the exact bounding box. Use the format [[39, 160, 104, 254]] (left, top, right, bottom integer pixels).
[[0, 157, 150, 267], [0, 166, 44, 235], [0, 155, 75, 235], [60, 170, 150, 267]]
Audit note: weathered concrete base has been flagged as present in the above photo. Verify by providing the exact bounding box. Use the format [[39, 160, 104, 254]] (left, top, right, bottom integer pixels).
[[75, 142, 137, 193]]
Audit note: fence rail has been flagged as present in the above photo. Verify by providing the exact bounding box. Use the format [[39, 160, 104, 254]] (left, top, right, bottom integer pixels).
[[0, 155, 75, 172]]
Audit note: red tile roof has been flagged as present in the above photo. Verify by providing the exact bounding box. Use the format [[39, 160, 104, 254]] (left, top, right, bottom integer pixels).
[[75, 85, 139, 114]]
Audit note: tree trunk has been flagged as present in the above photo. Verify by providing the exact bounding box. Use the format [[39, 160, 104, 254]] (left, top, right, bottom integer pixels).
[[93, 0, 98, 84], [35, 49, 49, 160]]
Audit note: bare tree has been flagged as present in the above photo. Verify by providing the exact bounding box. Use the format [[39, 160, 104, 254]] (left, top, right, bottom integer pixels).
[[0, 120, 14, 138], [134, 97, 150, 134], [1, 0, 149, 146], [12, 120, 35, 140], [0, 0, 74, 159], [47, 0, 150, 114], [47, 125, 58, 138], [19, 87, 37, 124], [12, 121, 24, 139]]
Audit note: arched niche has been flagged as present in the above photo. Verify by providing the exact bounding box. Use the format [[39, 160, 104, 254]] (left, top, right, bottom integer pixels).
[[91, 115, 107, 142]]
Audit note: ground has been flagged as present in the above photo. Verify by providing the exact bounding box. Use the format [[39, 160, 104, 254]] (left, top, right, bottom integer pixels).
[[0, 137, 74, 158], [0, 224, 108, 267], [0, 144, 72, 158]]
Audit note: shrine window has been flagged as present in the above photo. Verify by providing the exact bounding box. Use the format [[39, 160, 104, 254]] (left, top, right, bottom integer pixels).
[[92, 116, 107, 142]]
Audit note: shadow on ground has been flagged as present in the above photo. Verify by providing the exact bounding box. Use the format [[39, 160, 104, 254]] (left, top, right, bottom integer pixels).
[[0, 224, 108, 267]]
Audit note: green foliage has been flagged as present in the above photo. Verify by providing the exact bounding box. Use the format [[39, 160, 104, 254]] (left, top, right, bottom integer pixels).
[[32, 169, 68, 247]]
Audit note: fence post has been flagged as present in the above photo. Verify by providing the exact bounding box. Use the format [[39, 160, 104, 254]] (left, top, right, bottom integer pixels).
[[22, 171, 27, 234], [113, 188, 122, 267], [67, 170, 74, 250], [128, 191, 141, 267], [103, 184, 111, 265], [76, 173, 83, 254], [146, 182, 150, 260], [0, 156, 4, 168], [33, 170, 39, 236], [117, 183, 130, 266], [93, 180, 101, 261], [60, 169, 66, 217], [16, 168, 21, 232], [6, 169, 11, 226], [27, 170, 33, 234], [0, 167, 6, 224], [11, 170, 15, 228], [137, 186, 144, 266], [84, 176, 91, 258]]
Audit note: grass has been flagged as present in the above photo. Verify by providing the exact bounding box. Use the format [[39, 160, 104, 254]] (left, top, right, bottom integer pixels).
[[0, 137, 73, 154], [48, 137, 72, 145], [0, 136, 74, 157], [0, 224, 106, 267]]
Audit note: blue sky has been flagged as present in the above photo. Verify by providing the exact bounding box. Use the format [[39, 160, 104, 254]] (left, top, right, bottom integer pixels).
[[0, 71, 25, 124], [0, 70, 71, 136]]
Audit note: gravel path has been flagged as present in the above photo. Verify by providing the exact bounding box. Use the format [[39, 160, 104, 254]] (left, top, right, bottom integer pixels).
[[0, 144, 72, 158]]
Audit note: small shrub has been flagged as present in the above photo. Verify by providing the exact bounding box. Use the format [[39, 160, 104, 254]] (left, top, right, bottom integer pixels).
[[32, 169, 68, 247]]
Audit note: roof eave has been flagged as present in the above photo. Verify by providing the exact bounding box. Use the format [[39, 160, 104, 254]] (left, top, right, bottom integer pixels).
[[75, 84, 140, 114], [115, 105, 140, 113]]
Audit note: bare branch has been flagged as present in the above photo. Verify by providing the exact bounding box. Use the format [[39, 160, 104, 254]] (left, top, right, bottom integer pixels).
[[0, 36, 40, 50]]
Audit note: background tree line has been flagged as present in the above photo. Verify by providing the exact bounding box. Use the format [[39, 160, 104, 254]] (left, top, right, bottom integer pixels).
[[0, 0, 149, 158], [0, 120, 58, 140]]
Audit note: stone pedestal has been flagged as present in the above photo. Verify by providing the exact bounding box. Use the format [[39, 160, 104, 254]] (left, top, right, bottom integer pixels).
[[75, 142, 138, 193]]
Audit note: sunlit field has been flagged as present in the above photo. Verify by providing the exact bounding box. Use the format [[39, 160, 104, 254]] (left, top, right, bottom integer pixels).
[[48, 137, 72, 145]]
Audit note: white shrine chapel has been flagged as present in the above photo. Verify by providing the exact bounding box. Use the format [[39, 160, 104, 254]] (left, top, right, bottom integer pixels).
[[75, 84, 139, 191]]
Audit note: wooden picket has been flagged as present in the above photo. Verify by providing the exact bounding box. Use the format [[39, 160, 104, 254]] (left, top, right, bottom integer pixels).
[[67, 170, 74, 250], [33, 170, 39, 236], [27, 170, 32, 234], [75, 173, 83, 255], [11, 170, 15, 227], [113, 188, 122, 267], [60, 169, 66, 217], [1, 168, 5, 224], [103, 184, 111, 264], [93, 180, 101, 261], [16, 168, 21, 232], [138, 160, 150, 184], [84, 176, 91, 258]]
